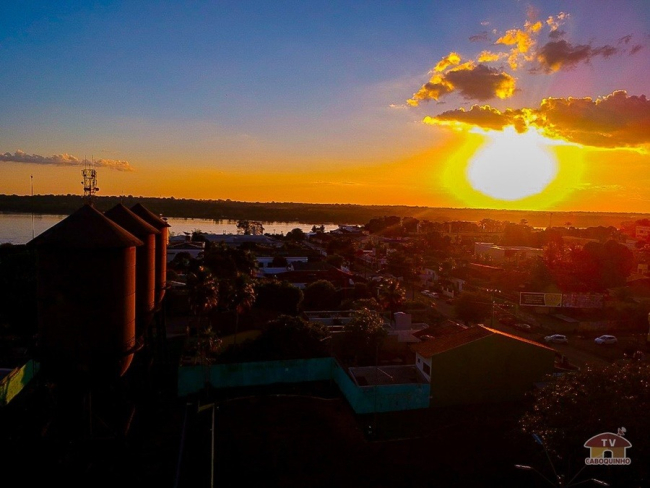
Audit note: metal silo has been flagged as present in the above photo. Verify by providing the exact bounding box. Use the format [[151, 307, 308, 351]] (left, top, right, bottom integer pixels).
[[105, 203, 160, 337], [27, 204, 143, 382], [130, 203, 170, 309]]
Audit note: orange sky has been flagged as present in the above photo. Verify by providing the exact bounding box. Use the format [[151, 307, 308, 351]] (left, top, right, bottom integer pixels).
[[2, 2, 650, 213]]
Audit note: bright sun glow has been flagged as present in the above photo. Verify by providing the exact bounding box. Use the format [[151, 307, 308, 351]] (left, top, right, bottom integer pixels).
[[467, 127, 558, 201]]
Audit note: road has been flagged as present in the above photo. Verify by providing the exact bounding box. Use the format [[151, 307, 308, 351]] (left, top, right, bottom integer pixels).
[[429, 295, 615, 370]]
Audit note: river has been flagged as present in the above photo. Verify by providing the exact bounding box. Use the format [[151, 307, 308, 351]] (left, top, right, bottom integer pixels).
[[0, 212, 342, 245]]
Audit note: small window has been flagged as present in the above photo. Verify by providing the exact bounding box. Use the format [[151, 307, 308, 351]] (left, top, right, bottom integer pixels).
[[423, 363, 431, 375], [417, 358, 421, 364]]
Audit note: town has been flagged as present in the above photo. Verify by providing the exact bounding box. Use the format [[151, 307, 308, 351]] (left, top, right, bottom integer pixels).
[[1, 200, 648, 487]]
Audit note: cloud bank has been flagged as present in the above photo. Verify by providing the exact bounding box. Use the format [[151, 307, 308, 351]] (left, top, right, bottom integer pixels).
[[407, 10, 642, 105], [0, 150, 134, 171], [423, 91, 650, 149]]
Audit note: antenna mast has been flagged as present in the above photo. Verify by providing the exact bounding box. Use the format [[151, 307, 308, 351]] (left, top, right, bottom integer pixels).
[[82, 157, 99, 205]]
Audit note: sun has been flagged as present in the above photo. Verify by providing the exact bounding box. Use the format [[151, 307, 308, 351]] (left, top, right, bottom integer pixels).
[[467, 127, 558, 201]]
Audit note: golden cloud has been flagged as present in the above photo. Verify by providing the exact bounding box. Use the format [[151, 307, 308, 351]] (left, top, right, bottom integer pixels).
[[0, 150, 134, 171], [423, 91, 650, 149], [434, 52, 462, 72], [408, 63, 516, 105]]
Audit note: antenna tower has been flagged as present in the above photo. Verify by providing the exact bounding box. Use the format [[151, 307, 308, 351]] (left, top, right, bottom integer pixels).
[[82, 158, 99, 205]]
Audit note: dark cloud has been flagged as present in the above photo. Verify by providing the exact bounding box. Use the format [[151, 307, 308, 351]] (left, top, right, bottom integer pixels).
[[430, 105, 519, 131], [444, 64, 516, 101], [408, 63, 517, 105], [423, 91, 650, 149], [548, 29, 564, 40], [0, 150, 134, 171], [630, 44, 643, 55], [535, 40, 619, 72], [618, 35, 633, 45], [469, 31, 489, 42]]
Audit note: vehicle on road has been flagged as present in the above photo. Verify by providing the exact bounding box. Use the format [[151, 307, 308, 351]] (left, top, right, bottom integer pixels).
[[513, 323, 532, 331], [420, 290, 439, 299], [544, 334, 568, 344], [594, 334, 618, 345]]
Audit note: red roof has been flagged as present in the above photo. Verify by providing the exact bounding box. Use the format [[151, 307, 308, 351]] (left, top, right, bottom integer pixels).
[[410, 326, 492, 357], [584, 433, 632, 448], [411, 325, 555, 357]]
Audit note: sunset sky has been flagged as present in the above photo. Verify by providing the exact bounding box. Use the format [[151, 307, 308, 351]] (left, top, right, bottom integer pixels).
[[1, 1, 650, 212]]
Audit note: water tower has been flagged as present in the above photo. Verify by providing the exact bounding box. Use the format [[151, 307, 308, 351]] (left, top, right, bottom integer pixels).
[[130, 203, 170, 309], [28, 203, 143, 383], [105, 203, 160, 339]]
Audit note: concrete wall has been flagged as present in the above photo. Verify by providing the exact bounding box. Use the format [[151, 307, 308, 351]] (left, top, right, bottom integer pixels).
[[178, 357, 430, 414]]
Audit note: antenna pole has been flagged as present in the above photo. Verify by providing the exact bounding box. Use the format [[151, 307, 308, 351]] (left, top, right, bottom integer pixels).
[[31, 175, 34, 239], [82, 157, 99, 205]]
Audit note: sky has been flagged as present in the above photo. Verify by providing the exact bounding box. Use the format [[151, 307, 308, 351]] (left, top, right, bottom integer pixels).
[[1, 1, 650, 213]]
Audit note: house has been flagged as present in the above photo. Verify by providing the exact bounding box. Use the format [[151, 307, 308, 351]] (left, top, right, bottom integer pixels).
[[166, 241, 205, 262], [256, 256, 309, 277], [474, 242, 543, 264], [410, 325, 555, 407]]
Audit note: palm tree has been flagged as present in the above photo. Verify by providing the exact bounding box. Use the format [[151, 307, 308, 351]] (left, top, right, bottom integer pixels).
[[376, 277, 405, 325], [226, 273, 256, 345], [186, 266, 219, 363]]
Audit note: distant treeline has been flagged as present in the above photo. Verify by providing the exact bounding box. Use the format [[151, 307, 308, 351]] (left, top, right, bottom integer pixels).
[[0, 194, 647, 228]]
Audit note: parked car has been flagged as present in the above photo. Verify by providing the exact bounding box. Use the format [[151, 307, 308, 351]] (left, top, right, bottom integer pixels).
[[513, 323, 532, 331], [420, 290, 438, 299], [594, 335, 618, 345], [544, 334, 568, 344]]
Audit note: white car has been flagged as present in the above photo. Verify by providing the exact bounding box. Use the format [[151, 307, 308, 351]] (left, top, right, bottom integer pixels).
[[544, 334, 568, 344], [594, 335, 617, 345]]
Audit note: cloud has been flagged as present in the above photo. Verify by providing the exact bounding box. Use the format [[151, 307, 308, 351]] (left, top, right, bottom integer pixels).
[[422, 91, 650, 150], [407, 62, 516, 105], [630, 44, 643, 55], [546, 12, 569, 32], [469, 31, 489, 43], [0, 150, 134, 171], [433, 52, 461, 72], [407, 9, 634, 105], [535, 40, 618, 73]]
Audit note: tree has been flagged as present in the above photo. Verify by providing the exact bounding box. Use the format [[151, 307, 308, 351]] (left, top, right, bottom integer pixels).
[[202, 242, 258, 279], [219, 315, 329, 362], [253, 279, 304, 315], [326, 254, 345, 269], [186, 266, 220, 363], [286, 228, 306, 242], [376, 277, 405, 323], [303, 279, 339, 310], [236, 220, 264, 235], [343, 308, 388, 365], [224, 272, 256, 344], [519, 360, 650, 485]]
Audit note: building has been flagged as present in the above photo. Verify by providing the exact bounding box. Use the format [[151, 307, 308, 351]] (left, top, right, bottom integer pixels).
[[410, 325, 555, 407], [474, 242, 543, 264]]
